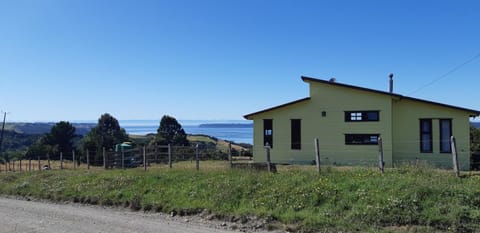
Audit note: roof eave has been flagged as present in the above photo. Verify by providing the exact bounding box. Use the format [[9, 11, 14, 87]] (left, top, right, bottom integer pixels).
[[301, 75, 480, 115], [243, 97, 311, 120]]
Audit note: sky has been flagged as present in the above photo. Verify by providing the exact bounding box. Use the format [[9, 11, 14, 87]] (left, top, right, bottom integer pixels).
[[1, 0, 479, 122]]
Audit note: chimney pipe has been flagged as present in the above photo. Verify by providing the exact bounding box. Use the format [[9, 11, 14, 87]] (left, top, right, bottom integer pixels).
[[389, 73, 394, 93]]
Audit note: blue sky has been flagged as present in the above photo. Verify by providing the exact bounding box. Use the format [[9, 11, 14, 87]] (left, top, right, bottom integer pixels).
[[1, 0, 479, 122]]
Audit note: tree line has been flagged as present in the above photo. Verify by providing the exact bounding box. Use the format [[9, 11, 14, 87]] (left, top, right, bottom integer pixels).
[[2, 113, 188, 163]]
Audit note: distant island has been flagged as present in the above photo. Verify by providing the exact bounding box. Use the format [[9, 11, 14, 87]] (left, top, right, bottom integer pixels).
[[198, 123, 253, 128]]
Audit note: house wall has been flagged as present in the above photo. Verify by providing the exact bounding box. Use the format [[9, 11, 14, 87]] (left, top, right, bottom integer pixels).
[[392, 98, 471, 170], [251, 81, 394, 166]]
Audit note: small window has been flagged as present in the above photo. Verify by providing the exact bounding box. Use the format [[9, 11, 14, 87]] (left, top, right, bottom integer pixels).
[[291, 119, 301, 150], [439, 119, 452, 153], [345, 111, 379, 122], [263, 119, 273, 148], [345, 134, 380, 145], [420, 119, 432, 153]]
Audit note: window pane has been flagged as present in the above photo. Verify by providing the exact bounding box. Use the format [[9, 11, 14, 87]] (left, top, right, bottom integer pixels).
[[421, 121, 431, 132], [291, 119, 301, 150], [420, 119, 432, 152], [366, 112, 379, 121], [440, 119, 452, 152], [345, 111, 379, 122], [422, 134, 431, 151], [345, 134, 379, 145]]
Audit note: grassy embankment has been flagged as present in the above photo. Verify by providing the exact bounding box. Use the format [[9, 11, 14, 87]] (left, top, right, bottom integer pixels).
[[128, 134, 250, 154], [1, 163, 480, 232]]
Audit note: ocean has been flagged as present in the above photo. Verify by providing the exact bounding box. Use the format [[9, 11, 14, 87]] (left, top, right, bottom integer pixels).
[[120, 120, 253, 144]]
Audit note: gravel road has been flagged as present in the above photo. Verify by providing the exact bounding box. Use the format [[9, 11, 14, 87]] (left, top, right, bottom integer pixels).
[[0, 197, 264, 233]]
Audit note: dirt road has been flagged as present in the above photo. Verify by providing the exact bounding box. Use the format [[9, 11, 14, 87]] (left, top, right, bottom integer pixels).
[[0, 197, 257, 233]]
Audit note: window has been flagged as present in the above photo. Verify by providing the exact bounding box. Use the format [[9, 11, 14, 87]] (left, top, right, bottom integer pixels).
[[345, 111, 379, 122], [420, 119, 432, 153], [439, 119, 452, 153], [263, 119, 273, 148], [291, 119, 301, 150], [345, 134, 379, 145]]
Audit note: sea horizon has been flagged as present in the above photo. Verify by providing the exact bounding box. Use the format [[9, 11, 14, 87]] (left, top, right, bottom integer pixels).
[[7, 119, 253, 144], [119, 120, 253, 144]]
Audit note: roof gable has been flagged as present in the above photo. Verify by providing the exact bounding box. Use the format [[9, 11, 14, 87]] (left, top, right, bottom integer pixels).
[[302, 76, 480, 116], [243, 76, 480, 119], [243, 97, 310, 119]]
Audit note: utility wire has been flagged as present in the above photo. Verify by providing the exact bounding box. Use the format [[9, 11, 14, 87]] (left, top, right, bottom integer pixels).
[[408, 52, 480, 95]]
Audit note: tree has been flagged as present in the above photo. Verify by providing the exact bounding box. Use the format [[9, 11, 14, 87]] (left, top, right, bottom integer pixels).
[[154, 115, 189, 146], [46, 121, 76, 155], [470, 126, 480, 170], [83, 113, 128, 152], [471, 126, 480, 153], [25, 138, 50, 160]]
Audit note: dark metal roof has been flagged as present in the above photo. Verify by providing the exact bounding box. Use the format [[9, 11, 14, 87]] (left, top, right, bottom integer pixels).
[[243, 97, 311, 119], [243, 76, 480, 119]]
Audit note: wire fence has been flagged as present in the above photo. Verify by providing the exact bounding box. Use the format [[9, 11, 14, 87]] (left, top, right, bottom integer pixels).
[[0, 143, 251, 173], [1, 136, 479, 174]]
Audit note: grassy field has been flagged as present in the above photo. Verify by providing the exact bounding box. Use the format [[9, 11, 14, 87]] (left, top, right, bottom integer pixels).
[[129, 134, 251, 154], [1, 162, 480, 232]]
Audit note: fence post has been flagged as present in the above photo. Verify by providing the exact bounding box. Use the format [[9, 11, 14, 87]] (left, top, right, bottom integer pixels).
[[168, 144, 172, 168], [19, 160, 22, 172], [73, 150, 76, 170], [155, 143, 158, 164], [265, 143, 271, 173], [378, 137, 384, 174], [60, 152, 63, 169], [103, 147, 106, 169], [143, 145, 147, 171], [12, 160, 15, 172], [4, 161, 6, 172], [47, 154, 50, 169], [195, 144, 199, 171], [29, 159, 31, 171], [228, 142, 233, 168], [451, 136, 460, 177], [314, 138, 321, 173], [38, 155, 41, 171], [86, 150, 90, 170], [121, 147, 125, 170]]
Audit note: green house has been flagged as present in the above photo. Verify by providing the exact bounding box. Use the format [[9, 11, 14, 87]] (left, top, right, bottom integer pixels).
[[244, 76, 480, 169]]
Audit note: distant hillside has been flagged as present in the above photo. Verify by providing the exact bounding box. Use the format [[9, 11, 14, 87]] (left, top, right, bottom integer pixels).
[[198, 123, 253, 128], [472, 122, 480, 129], [4, 122, 95, 135], [0, 130, 42, 152]]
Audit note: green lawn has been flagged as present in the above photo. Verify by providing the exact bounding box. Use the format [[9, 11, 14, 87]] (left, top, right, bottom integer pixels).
[[1, 163, 479, 232]]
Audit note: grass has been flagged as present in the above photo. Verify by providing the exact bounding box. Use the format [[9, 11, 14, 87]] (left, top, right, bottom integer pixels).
[[1, 162, 480, 232]]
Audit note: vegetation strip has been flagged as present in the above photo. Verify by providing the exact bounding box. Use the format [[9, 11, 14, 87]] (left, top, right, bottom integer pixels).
[[1, 163, 480, 232]]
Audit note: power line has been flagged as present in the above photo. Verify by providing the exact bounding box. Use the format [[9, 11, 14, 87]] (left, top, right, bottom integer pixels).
[[408, 52, 480, 95]]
